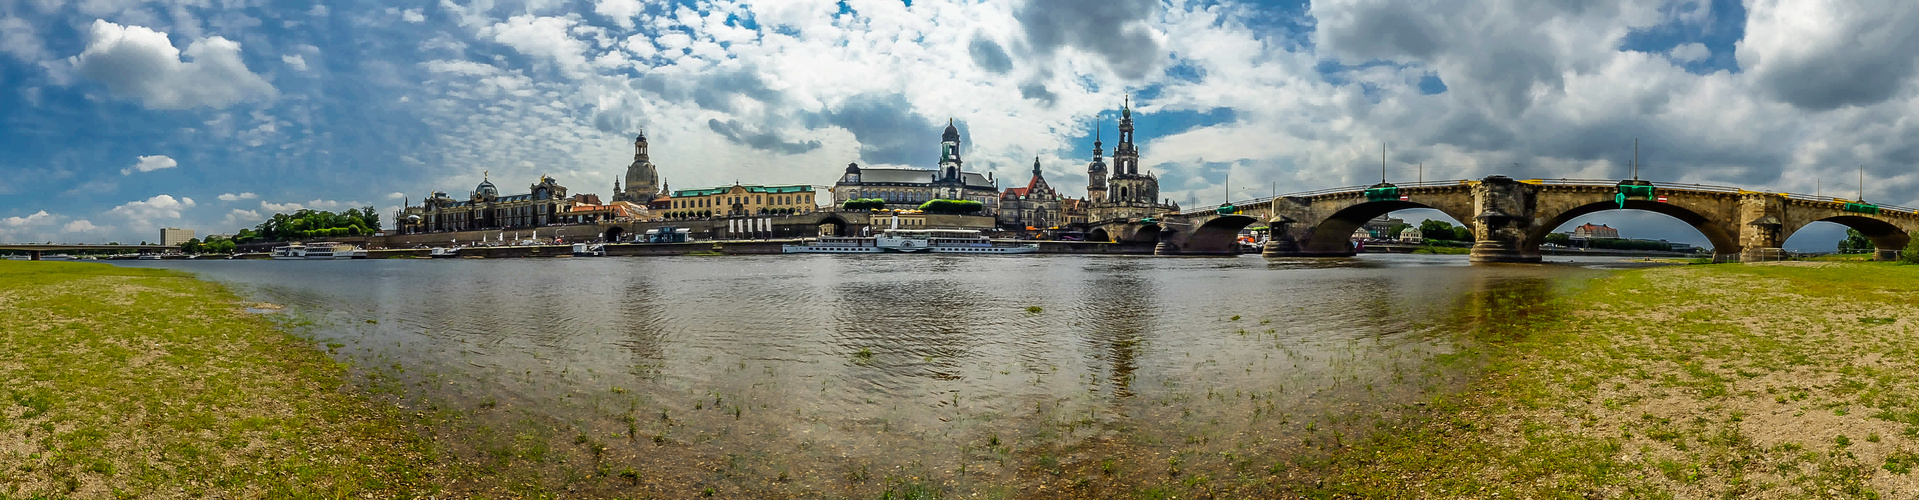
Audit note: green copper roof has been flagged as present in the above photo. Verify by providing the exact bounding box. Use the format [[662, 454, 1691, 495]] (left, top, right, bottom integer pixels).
[[672, 184, 813, 197]]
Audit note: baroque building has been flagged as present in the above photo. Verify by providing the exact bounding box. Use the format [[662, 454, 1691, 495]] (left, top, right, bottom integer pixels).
[[612, 131, 663, 204], [999, 157, 1062, 230], [832, 120, 999, 215], [397, 174, 576, 233], [662, 183, 816, 218], [1086, 98, 1179, 222]]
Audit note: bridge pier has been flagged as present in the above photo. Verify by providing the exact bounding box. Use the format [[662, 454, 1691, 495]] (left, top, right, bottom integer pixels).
[[1468, 176, 1543, 263], [29, 250, 41, 261]]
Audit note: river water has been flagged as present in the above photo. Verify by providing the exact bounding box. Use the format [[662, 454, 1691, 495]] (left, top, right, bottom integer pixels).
[[120, 254, 1648, 497]]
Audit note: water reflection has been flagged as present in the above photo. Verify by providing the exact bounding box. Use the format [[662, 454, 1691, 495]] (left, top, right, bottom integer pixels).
[[118, 254, 1644, 497]]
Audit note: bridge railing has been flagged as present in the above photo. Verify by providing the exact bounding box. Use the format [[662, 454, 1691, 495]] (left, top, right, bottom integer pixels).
[[1779, 194, 1918, 214], [1175, 180, 1474, 216], [1176, 178, 1919, 217]]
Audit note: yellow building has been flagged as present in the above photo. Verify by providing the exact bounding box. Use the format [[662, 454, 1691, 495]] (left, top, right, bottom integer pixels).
[[661, 183, 816, 218]]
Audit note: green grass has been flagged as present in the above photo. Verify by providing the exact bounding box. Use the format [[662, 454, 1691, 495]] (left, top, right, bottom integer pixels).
[[0, 261, 441, 497], [1409, 245, 1471, 255], [1294, 262, 1919, 498]]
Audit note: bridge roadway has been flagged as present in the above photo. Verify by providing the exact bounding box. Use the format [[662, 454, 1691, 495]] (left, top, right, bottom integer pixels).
[[0, 244, 173, 261], [1089, 175, 1919, 263]]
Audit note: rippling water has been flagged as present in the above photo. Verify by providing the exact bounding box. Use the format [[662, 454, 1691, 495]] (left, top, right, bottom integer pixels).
[[122, 254, 1643, 496]]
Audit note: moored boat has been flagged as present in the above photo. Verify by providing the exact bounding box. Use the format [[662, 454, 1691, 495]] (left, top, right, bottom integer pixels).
[[782, 236, 884, 253], [271, 244, 306, 260], [876, 229, 1039, 254]]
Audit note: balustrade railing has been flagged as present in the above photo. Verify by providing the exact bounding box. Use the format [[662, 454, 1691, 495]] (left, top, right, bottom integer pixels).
[[1173, 178, 1917, 217]]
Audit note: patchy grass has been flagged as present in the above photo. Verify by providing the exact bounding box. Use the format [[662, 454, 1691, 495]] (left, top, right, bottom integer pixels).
[[0, 261, 441, 497], [1298, 261, 1919, 498]]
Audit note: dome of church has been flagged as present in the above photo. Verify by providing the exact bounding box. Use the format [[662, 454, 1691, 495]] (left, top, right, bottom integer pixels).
[[942, 120, 960, 142], [474, 179, 498, 198], [845, 162, 861, 174]]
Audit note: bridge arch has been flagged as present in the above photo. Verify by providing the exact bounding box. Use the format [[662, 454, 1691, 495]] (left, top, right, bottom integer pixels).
[[1782, 215, 1911, 257], [1087, 228, 1112, 243], [1525, 199, 1738, 257], [603, 226, 625, 242], [1174, 215, 1260, 254], [1299, 200, 1477, 256], [817, 215, 851, 237], [1122, 224, 1163, 244]]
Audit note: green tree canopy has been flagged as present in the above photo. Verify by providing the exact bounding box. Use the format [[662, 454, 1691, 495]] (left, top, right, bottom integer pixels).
[[1837, 229, 1873, 254], [919, 199, 983, 215], [842, 199, 886, 211]]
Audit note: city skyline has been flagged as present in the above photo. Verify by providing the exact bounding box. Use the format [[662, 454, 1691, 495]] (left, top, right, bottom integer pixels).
[[3, 0, 1916, 251]]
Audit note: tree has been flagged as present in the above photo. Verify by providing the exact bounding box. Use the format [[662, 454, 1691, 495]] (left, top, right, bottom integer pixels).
[[1544, 232, 1572, 246], [1903, 232, 1919, 264], [1418, 220, 1456, 241], [842, 198, 885, 211], [920, 199, 984, 215], [1837, 229, 1873, 254]]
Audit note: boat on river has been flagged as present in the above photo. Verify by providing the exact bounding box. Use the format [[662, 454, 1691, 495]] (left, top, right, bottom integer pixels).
[[782, 236, 884, 253], [271, 244, 305, 260], [430, 247, 459, 258], [302, 242, 365, 260], [876, 229, 1039, 254]]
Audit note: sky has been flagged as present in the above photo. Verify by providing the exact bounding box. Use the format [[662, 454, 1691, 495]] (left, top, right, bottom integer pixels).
[[2, 0, 1916, 251]]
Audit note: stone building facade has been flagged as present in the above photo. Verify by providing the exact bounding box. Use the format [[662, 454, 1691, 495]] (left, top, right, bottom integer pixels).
[[1086, 98, 1178, 222], [832, 120, 1000, 215], [999, 157, 1062, 230], [397, 175, 575, 233], [661, 184, 816, 218]]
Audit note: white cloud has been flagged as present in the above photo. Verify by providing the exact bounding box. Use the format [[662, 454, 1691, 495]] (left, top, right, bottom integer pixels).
[[69, 20, 277, 110], [1668, 43, 1709, 64], [282, 53, 307, 71], [483, 15, 592, 77], [217, 192, 258, 201], [107, 195, 196, 223], [121, 155, 177, 175], [0, 16, 49, 62], [594, 0, 644, 29], [403, 9, 426, 23], [2, 210, 53, 228], [221, 209, 263, 227], [387, 192, 406, 199], [63, 220, 100, 232], [260, 201, 304, 212]]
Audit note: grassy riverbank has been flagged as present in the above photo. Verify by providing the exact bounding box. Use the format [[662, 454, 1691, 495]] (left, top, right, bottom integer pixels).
[[0, 262, 439, 497], [1300, 262, 1919, 498]]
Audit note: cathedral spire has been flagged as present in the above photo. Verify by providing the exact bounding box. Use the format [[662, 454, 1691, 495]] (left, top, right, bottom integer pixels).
[[1033, 156, 1042, 178]]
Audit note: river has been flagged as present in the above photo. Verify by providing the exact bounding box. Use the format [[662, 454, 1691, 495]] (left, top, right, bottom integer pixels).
[[119, 253, 1654, 497]]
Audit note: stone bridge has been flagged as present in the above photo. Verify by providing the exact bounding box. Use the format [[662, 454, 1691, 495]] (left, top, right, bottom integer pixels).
[[1091, 175, 1919, 263]]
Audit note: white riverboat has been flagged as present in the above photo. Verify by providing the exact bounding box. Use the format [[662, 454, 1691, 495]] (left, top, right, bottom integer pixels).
[[876, 229, 1039, 254], [301, 242, 365, 260], [571, 243, 604, 257], [781, 236, 884, 253], [429, 247, 460, 259], [271, 244, 306, 260]]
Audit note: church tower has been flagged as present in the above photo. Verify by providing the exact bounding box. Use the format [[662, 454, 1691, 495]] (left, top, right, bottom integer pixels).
[[939, 119, 963, 181], [1086, 127, 1107, 203], [1114, 97, 1139, 177], [616, 131, 661, 203]]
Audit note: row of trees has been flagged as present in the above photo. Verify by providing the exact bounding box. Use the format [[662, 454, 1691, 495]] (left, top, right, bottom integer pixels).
[[178, 236, 237, 254], [838, 198, 985, 215], [1417, 220, 1475, 243], [841, 198, 886, 210], [918, 199, 984, 215], [234, 208, 381, 244]]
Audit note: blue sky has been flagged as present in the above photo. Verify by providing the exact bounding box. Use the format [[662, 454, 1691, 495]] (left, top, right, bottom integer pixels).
[[2, 0, 1916, 252]]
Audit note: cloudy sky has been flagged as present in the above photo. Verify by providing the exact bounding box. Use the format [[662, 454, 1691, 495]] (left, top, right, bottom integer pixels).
[[2, 0, 1915, 250]]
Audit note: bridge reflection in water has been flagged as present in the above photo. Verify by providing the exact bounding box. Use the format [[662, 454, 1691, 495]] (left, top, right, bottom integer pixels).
[[118, 253, 1638, 496], [1091, 176, 1918, 263]]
